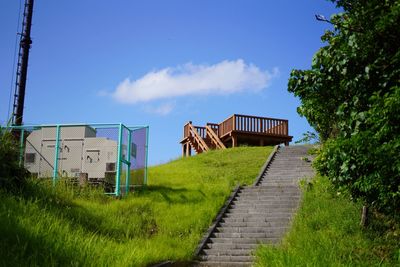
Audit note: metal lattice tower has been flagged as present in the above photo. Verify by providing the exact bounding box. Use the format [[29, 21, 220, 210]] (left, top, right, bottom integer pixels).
[[12, 0, 34, 126]]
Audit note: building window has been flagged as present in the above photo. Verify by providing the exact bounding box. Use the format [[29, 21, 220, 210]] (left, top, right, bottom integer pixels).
[[25, 153, 36, 164]]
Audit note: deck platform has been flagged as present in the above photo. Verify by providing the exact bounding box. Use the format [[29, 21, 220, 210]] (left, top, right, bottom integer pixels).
[[180, 114, 293, 156]]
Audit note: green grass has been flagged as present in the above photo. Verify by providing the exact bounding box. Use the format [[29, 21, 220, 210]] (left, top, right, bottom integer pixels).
[[254, 176, 400, 267], [0, 146, 272, 267]]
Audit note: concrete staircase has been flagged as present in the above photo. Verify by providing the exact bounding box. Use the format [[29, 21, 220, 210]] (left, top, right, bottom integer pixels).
[[197, 145, 314, 266]]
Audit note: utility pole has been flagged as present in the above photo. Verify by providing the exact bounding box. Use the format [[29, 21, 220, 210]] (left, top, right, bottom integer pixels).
[[12, 0, 34, 126]]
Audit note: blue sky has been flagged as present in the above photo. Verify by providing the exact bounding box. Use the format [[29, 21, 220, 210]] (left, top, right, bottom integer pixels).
[[0, 1, 338, 165]]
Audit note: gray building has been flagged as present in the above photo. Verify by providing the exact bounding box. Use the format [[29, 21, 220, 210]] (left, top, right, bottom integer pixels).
[[24, 126, 124, 181]]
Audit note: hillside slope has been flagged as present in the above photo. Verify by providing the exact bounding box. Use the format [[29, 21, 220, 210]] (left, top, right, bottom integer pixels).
[[255, 176, 400, 266], [0, 146, 272, 267]]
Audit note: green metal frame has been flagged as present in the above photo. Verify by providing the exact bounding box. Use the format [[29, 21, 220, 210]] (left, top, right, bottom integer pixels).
[[126, 127, 132, 195], [19, 129, 25, 167], [4, 123, 149, 197], [145, 126, 149, 185], [53, 125, 61, 186]]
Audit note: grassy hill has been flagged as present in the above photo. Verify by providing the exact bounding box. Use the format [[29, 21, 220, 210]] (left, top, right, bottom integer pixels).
[[255, 176, 400, 266], [0, 146, 272, 267]]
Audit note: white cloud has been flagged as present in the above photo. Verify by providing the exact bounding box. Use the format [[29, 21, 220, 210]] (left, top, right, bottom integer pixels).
[[112, 59, 278, 104], [144, 103, 174, 116]]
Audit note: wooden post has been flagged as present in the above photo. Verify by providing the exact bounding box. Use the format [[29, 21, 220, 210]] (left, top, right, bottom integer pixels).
[[232, 135, 237, 148], [232, 115, 236, 131], [360, 205, 369, 227], [185, 144, 191, 157], [285, 121, 289, 136]]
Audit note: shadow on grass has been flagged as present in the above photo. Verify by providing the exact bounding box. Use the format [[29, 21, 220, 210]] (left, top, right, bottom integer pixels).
[[6, 181, 150, 242], [0, 195, 87, 266], [136, 185, 207, 204]]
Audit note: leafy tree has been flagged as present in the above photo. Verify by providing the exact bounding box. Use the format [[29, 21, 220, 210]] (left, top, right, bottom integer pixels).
[[288, 0, 400, 217]]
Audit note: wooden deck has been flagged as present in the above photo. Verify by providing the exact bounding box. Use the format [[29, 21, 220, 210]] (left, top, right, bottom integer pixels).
[[180, 114, 293, 156]]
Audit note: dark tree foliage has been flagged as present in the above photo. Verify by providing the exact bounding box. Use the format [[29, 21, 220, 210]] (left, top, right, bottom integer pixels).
[[288, 0, 400, 217], [0, 130, 27, 191]]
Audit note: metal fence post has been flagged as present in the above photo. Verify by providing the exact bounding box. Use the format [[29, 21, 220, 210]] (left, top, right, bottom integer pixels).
[[53, 125, 60, 186], [144, 126, 149, 185], [19, 129, 25, 167], [126, 128, 132, 195], [115, 123, 123, 196]]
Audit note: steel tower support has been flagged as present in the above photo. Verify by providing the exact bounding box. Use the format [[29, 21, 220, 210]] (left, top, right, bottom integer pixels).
[[12, 0, 34, 126]]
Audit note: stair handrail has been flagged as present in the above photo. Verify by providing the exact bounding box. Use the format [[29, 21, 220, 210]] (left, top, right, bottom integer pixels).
[[189, 123, 209, 152], [205, 125, 226, 149]]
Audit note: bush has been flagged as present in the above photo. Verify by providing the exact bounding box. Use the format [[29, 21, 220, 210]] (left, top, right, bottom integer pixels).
[[288, 0, 400, 219], [0, 128, 27, 191], [315, 86, 400, 218]]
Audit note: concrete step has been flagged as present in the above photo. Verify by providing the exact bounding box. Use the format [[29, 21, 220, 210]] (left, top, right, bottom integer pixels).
[[264, 173, 313, 176], [224, 210, 294, 216], [213, 231, 285, 239], [205, 242, 258, 250], [265, 171, 314, 175], [215, 226, 288, 233], [230, 203, 298, 209], [220, 221, 290, 227], [197, 261, 251, 267], [222, 216, 292, 223], [202, 248, 252, 256], [238, 191, 300, 196], [227, 207, 296, 214], [234, 195, 300, 201], [232, 201, 300, 206], [200, 255, 253, 263], [210, 237, 278, 244], [237, 191, 297, 195], [240, 186, 299, 192]]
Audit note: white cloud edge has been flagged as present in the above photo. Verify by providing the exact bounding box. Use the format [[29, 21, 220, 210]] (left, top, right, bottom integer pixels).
[[143, 102, 175, 116], [111, 59, 279, 104]]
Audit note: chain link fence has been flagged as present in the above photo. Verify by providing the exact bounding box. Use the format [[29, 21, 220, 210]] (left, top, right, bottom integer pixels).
[[6, 123, 149, 196]]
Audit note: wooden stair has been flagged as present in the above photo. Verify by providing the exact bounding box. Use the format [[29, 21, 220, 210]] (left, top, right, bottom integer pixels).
[[182, 122, 225, 155]]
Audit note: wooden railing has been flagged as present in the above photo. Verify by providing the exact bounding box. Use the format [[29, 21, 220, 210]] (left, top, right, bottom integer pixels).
[[184, 114, 289, 144], [194, 126, 206, 139], [183, 122, 207, 140], [189, 124, 209, 152], [183, 122, 190, 139], [205, 126, 226, 149], [218, 116, 234, 138], [206, 123, 219, 136], [218, 114, 289, 137]]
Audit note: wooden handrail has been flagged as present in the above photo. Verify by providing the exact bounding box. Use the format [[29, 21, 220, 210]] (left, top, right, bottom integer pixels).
[[233, 113, 289, 122], [233, 114, 288, 136], [194, 126, 206, 139], [183, 121, 191, 139], [205, 126, 226, 149], [218, 116, 234, 138], [189, 124, 209, 152], [207, 123, 219, 136]]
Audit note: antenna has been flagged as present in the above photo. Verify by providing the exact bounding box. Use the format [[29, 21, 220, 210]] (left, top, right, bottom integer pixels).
[[12, 0, 34, 126]]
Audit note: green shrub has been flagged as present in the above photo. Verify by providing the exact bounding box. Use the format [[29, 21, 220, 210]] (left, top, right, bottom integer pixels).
[[0, 128, 27, 191], [315, 87, 400, 217], [288, 0, 400, 219]]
